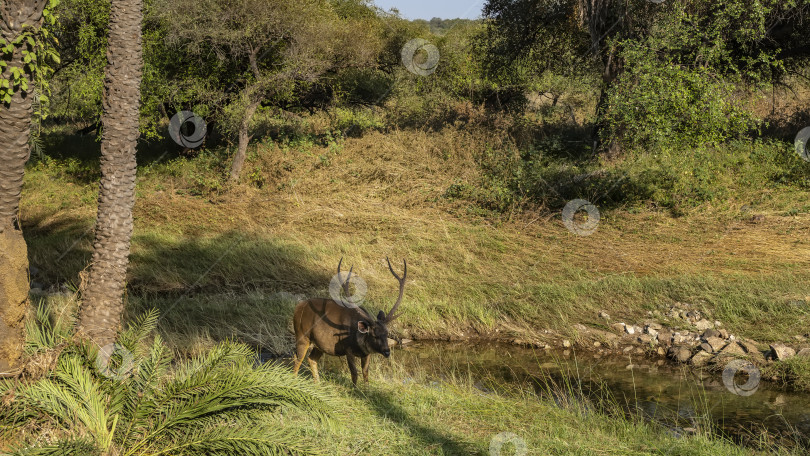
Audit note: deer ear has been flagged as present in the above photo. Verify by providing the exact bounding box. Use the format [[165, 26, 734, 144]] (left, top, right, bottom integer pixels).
[[377, 310, 386, 321], [357, 321, 370, 333]]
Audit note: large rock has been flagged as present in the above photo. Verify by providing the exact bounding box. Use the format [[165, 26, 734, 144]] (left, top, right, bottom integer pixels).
[[793, 347, 810, 359], [769, 343, 796, 361], [700, 336, 726, 353], [719, 341, 746, 356], [645, 322, 662, 331], [668, 345, 692, 363], [657, 329, 673, 346], [738, 339, 766, 363], [690, 351, 713, 367], [739, 339, 760, 354], [694, 319, 714, 331], [701, 329, 721, 340], [713, 341, 747, 364]]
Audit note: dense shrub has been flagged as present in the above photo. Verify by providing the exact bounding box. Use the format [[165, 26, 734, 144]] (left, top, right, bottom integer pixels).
[[602, 43, 759, 150]]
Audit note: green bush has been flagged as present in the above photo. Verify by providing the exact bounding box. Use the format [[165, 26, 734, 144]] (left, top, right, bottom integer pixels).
[[603, 42, 759, 150], [463, 136, 808, 216], [331, 107, 385, 137]]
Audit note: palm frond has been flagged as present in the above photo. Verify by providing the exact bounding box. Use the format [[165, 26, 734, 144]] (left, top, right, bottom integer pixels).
[[10, 312, 332, 456], [142, 419, 322, 456], [116, 308, 160, 360], [25, 302, 72, 354], [116, 335, 173, 445], [11, 439, 99, 456], [22, 355, 113, 448], [124, 342, 333, 455]]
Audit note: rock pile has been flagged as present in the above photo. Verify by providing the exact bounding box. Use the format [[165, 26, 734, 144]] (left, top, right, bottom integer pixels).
[[603, 301, 810, 371]]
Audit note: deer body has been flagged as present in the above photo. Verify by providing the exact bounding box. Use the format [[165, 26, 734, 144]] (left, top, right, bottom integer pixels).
[[292, 258, 406, 385]]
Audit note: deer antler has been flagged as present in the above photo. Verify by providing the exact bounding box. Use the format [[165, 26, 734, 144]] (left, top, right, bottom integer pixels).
[[385, 257, 407, 321], [336, 258, 374, 319], [337, 257, 353, 300]]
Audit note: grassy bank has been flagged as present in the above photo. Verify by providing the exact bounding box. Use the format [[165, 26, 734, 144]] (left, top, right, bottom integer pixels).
[[281, 371, 785, 455], [22, 126, 810, 353]]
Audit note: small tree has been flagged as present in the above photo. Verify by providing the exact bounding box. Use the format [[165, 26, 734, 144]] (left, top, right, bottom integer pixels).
[[156, 0, 379, 182]]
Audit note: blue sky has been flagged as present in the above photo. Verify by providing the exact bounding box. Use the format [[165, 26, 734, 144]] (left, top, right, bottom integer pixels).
[[372, 0, 485, 20]]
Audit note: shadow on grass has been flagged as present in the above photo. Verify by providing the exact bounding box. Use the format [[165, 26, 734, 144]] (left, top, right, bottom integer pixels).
[[37, 124, 221, 185], [347, 383, 482, 455], [25, 215, 330, 295], [128, 230, 329, 294], [23, 213, 339, 353], [23, 213, 94, 288]]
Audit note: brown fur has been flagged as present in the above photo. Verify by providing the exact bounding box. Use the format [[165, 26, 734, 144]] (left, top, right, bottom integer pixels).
[[293, 259, 406, 384], [292, 298, 391, 384]]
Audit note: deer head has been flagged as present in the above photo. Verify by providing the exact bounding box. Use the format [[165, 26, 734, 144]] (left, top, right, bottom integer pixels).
[[337, 257, 407, 358]]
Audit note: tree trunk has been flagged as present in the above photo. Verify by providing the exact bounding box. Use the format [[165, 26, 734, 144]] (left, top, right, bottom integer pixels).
[[0, 0, 47, 375], [229, 100, 260, 182], [591, 85, 610, 152], [76, 0, 143, 348], [592, 44, 621, 155]]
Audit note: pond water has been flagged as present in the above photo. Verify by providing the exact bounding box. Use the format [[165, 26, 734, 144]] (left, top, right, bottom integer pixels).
[[266, 341, 810, 447]]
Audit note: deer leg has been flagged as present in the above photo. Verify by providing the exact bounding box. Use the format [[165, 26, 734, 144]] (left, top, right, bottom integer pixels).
[[361, 355, 370, 383], [293, 339, 310, 376], [346, 353, 359, 385], [308, 347, 323, 383]]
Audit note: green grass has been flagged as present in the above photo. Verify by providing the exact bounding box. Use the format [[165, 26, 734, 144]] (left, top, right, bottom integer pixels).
[[271, 361, 791, 455]]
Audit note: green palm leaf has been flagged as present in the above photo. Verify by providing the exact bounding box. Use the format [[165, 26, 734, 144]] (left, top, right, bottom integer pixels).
[[7, 309, 333, 456]]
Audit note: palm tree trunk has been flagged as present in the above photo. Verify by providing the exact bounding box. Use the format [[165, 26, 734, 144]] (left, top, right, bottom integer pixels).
[[229, 100, 261, 182], [0, 87, 33, 378], [76, 0, 143, 347], [0, 0, 47, 375]]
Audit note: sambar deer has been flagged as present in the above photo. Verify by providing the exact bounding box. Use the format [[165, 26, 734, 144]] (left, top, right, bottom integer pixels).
[[292, 257, 407, 384]]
